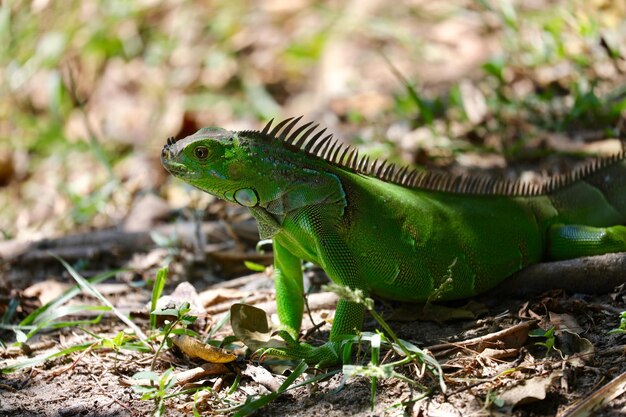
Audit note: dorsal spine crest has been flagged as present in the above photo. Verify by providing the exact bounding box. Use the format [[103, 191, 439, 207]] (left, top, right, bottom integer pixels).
[[242, 117, 626, 196]]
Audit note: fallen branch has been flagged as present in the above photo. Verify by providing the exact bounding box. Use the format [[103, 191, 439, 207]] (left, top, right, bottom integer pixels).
[[492, 252, 626, 296], [0, 221, 258, 262]]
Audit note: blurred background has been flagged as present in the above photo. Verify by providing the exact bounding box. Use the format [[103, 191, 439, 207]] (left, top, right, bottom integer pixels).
[[1, 0, 626, 244]]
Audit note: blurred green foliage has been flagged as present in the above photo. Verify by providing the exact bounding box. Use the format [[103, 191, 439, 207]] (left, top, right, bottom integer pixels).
[[1, 0, 625, 238], [393, 0, 626, 143]]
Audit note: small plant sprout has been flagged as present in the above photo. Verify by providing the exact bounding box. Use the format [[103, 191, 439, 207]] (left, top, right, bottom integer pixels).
[[132, 369, 178, 417], [149, 301, 197, 371], [529, 326, 556, 355], [324, 283, 446, 398]]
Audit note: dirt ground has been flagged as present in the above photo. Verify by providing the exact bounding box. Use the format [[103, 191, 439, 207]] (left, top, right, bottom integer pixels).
[[1, 249, 626, 416]]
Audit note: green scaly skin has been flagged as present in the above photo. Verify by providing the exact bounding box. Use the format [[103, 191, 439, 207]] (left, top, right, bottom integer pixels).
[[161, 120, 626, 367]]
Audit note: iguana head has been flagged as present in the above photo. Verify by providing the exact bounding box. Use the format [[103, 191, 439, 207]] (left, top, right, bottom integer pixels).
[[161, 124, 348, 215], [162, 127, 274, 207]]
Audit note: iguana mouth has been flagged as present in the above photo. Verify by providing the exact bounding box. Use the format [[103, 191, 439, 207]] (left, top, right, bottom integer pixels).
[[161, 145, 200, 179], [162, 159, 197, 178]]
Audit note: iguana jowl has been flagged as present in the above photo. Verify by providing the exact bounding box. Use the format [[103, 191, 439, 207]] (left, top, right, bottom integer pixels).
[[161, 116, 626, 366]]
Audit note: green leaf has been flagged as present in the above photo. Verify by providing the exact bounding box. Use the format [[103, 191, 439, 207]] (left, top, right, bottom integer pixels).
[[609, 312, 626, 334], [243, 261, 266, 272], [133, 370, 162, 383], [14, 329, 27, 344], [8, 304, 110, 343], [529, 326, 556, 354]]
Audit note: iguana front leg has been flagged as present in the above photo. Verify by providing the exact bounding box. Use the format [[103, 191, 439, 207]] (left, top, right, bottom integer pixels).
[[547, 224, 626, 260], [272, 239, 305, 336], [263, 207, 365, 367]]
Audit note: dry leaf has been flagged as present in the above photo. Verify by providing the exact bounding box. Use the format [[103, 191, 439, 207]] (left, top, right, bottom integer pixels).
[[199, 288, 247, 308], [172, 335, 236, 363], [230, 303, 289, 352], [499, 371, 561, 408], [547, 312, 594, 365], [242, 365, 284, 392], [558, 331, 594, 367]]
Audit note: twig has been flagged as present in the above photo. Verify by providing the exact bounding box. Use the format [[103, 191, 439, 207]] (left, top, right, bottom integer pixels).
[[48, 341, 99, 377], [426, 320, 538, 354], [300, 320, 326, 341]]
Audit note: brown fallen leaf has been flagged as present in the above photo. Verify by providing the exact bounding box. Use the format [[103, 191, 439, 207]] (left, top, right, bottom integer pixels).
[[478, 348, 519, 360], [242, 364, 284, 392], [546, 312, 595, 365], [23, 279, 69, 306], [208, 250, 274, 277], [121, 363, 230, 387], [428, 320, 537, 356], [0, 149, 15, 186], [172, 335, 237, 363], [557, 331, 595, 367], [549, 312, 584, 334], [498, 371, 562, 409], [198, 287, 247, 308]]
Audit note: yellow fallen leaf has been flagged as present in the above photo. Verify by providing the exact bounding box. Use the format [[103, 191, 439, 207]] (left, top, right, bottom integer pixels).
[[172, 335, 237, 363]]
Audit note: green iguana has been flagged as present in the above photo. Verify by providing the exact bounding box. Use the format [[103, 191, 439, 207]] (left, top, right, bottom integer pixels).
[[161, 116, 626, 367]]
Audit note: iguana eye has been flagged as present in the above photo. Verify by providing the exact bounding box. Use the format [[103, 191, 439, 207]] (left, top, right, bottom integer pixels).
[[234, 188, 259, 207], [194, 146, 209, 160]]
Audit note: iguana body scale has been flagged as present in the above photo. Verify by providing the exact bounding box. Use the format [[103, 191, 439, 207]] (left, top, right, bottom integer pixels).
[[161, 117, 626, 366]]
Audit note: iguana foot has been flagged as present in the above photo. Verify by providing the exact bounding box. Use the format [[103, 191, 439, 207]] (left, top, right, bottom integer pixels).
[[256, 330, 343, 368]]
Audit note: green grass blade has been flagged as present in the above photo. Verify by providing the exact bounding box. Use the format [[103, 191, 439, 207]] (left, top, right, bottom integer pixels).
[[54, 256, 149, 343], [19, 269, 120, 326], [370, 333, 381, 410], [29, 304, 110, 328], [380, 52, 434, 124], [24, 305, 109, 340], [205, 311, 231, 342], [1, 298, 19, 324], [1, 342, 95, 374], [288, 369, 341, 390], [150, 266, 168, 330], [227, 373, 242, 396]]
